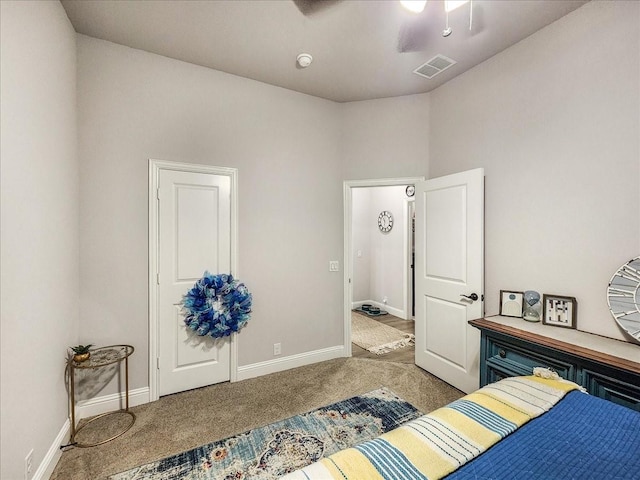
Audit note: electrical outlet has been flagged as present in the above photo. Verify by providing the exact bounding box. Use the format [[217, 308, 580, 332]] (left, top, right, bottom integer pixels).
[[329, 261, 339, 272], [273, 343, 281, 356], [383, 296, 388, 304], [25, 449, 33, 480]]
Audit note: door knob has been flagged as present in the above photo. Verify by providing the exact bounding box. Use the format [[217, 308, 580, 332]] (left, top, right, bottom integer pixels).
[[460, 293, 479, 301]]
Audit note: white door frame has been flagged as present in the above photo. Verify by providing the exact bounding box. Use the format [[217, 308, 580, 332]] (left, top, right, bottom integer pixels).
[[404, 198, 415, 321], [343, 177, 425, 356], [148, 159, 239, 401]]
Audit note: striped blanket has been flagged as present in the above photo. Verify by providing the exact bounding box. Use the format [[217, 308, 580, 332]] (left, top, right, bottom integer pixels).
[[282, 376, 580, 480]]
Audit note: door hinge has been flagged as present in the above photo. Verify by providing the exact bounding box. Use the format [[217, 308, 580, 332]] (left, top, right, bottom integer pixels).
[[157, 357, 160, 370], [156, 187, 160, 200], [156, 273, 160, 285]]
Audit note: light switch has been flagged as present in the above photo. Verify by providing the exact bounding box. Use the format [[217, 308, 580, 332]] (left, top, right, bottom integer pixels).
[[329, 261, 339, 272]]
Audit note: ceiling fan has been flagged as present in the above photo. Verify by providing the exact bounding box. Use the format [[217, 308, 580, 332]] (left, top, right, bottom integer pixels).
[[292, 0, 343, 16], [292, 0, 475, 53], [398, 0, 476, 52]]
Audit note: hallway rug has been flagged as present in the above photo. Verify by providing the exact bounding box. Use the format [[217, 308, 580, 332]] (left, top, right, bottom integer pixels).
[[351, 312, 415, 355], [109, 387, 421, 480]]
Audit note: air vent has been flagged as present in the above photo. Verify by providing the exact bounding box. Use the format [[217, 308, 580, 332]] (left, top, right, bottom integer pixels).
[[413, 54, 457, 79]]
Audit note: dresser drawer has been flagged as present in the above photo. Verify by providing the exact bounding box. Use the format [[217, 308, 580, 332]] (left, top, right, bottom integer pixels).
[[580, 368, 640, 412], [473, 317, 640, 409], [485, 362, 526, 384], [486, 337, 577, 381]]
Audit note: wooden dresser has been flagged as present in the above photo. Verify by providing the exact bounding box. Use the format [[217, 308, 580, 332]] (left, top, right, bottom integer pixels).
[[470, 316, 640, 411]]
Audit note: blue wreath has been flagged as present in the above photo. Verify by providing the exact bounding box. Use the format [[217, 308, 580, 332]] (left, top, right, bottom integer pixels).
[[181, 272, 252, 338]]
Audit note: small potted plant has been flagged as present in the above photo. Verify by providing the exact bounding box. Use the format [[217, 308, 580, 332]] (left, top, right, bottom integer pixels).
[[70, 344, 93, 363]]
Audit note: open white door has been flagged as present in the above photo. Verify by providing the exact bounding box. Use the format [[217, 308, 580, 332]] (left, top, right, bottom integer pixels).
[[414, 168, 484, 393], [156, 167, 232, 397]]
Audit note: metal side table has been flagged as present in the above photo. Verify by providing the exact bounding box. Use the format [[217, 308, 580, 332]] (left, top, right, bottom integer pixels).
[[65, 345, 136, 448]]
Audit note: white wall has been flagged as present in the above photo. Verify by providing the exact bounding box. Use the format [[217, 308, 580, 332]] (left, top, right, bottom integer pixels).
[[75, 43, 434, 395], [429, 0, 640, 341], [352, 186, 410, 316], [4, 1, 638, 474], [341, 94, 430, 180], [369, 186, 408, 313], [77, 35, 344, 391], [352, 188, 372, 302], [341, 94, 429, 319], [0, 1, 79, 478]]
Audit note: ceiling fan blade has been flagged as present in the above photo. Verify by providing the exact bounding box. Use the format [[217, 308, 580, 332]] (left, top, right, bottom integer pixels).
[[292, 0, 343, 16], [469, 1, 485, 36], [397, 16, 430, 53]]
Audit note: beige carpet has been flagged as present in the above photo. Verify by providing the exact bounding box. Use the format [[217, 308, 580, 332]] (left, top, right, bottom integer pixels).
[[351, 312, 415, 354], [51, 357, 462, 480]]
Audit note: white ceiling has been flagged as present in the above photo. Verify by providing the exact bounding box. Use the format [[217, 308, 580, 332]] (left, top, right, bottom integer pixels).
[[61, 0, 588, 103]]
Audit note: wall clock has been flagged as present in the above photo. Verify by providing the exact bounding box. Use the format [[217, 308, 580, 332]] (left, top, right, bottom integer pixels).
[[378, 211, 393, 233], [607, 256, 640, 342]]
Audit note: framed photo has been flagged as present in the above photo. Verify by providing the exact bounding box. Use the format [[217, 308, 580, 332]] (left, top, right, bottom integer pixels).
[[542, 294, 577, 329], [500, 290, 524, 317]]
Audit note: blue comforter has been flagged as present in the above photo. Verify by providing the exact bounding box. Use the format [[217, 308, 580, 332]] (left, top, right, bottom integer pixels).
[[446, 390, 640, 479]]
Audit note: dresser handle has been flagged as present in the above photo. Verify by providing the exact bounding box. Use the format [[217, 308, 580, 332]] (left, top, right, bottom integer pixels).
[[499, 349, 506, 358]]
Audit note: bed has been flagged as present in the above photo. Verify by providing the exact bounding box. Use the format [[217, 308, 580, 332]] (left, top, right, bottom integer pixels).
[[283, 373, 640, 479]]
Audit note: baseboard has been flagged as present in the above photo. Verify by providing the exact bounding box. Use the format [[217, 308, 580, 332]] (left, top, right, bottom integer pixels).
[[379, 303, 404, 318], [75, 387, 150, 421], [33, 418, 70, 480], [351, 300, 405, 319], [351, 300, 369, 310], [236, 345, 345, 381], [38, 352, 348, 477]]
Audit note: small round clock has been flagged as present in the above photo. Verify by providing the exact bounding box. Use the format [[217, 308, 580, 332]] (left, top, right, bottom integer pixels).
[[607, 256, 640, 342], [405, 185, 415, 197], [378, 211, 393, 233]]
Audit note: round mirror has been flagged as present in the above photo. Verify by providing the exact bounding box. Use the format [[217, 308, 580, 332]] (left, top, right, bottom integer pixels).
[[607, 256, 640, 342]]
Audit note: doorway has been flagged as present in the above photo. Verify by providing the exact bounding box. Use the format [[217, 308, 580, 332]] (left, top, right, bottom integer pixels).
[[343, 177, 424, 359]]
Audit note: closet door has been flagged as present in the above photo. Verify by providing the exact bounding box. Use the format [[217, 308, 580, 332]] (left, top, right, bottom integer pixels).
[[157, 168, 232, 396]]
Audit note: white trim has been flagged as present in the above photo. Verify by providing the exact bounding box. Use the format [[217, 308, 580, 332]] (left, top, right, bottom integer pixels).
[[343, 184, 353, 358], [75, 387, 150, 421], [148, 159, 239, 402], [351, 300, 370, 310], [32, 419, 69, 480], [236, 346, 344, 381], [344, 178, 425, 188], [403, 198, 415, 321], [229, 166, 239, 383], [343, 177, 424, 358]]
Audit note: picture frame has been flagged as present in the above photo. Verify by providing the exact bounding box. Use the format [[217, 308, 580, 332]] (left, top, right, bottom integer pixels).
[[542, 294, 577, 329], [500, 290, 524, 317]]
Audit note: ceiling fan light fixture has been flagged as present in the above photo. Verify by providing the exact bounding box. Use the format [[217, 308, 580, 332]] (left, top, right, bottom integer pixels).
[[445, 0, 469, 12], [400, 0, 427, 14]]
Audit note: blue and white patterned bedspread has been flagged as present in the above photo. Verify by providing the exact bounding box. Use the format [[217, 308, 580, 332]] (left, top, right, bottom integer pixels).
[[446, 390, 640, 479]]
